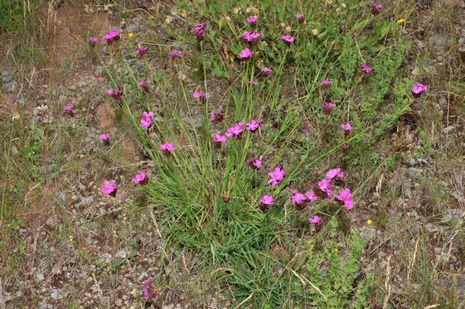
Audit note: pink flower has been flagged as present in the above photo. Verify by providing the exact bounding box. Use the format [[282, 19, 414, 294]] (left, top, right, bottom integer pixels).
[[209, 110, 224, 123], [106, 88, 123, 101], [305, 191, 318, 202], [295, 13, 305, 23], [243, 31, 261, 46], [170, 49, 183, 58], [259, 195, 273, 213], [411, 82, 428, 96], [132, 171, 148, 185], [267, 165, 285, 188], [341, 123, 353, 136], [341, 144, 349, 154], [99, 133, 110, 145], [239, 48, 253, 60], [142, 277, 155, 302], [360, 64, 373, 74], [225, 122, 244, 139], [137, 81, 149, 92], [101, 181, 118, 197], [261, 67, 273, 75], [325, 168, 345, 181], [281, 34, 295, 45], [320, 79, 333, 86], [246, 156, 263, 170], [140, 111, 155, 129], [101, 30, 120, 44], [308, 215, 322, 224], [136, 46, 148, 57], [290, 189, 307, 208], [246, 119, 262, 132], [246, 16, 257, 26], [64, 103, 75, 113], [322, 102, 336, 115], [89, 36, 99, 47], [191, 21, 208, 40], [335, 188, 353, 210], [317, 179, 332, 199], [213, 134, 227, 148], [160, 143, 176, 156], [193, 90, 206, 101], [371, 3, 384, 15]]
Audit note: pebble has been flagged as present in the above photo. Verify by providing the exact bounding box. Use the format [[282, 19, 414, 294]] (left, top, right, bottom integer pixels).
[[442, 125, 455, 134], [115, 250, 127, 259], [51, 289, 63, 300], [35, 273, 45, 282], [3, 81, 18, 93]]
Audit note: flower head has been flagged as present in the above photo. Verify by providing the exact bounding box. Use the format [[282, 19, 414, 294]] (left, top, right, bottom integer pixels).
[[305, 191, 318, 202], [102, 30, 120, 44], [142, 277, 155, 302], [243, 31, 261, 45], [371, 3, 384, 15], [335, 188, 353, 210], [281, 34, 295, 45], [259, 195, 273, 212], [132, 171, 148, 185], [128, 32, 134, 39], [290, 189, 307, 208], [411, 82, 428, 96], [341, 123, 353, 136], [136, 46, 148, 57], [267, 165, 285, 188], [106, 88, 123, 101], [246, 16, 257, 26], [322, 102, 336, 115], [64, 103, 75, 113], [360, 64, 373, 74], [89, 36, 99, 47], [261, 67, 273, 75], [397, 18, 406, 25], [99, 133, 110, 144], [101, 181, 118, 197], [170, 49, 183, 58], [213, 134, 227, 148], [239, 48, 253, 60], [295, 13, 305, 23], [209, 110, 224, 123], [246, 156, 263, 170], [317, 178, 332, 199], [137, 81, 149, 92], [191, 21, 208, 40], [140, 111, 155, 129], [320, 79, 333, 86], [225, 122, 244, 139], [325, 168, 345, 181], [193, 90, 206, 101], [160, 143, 176, 156], [246, 119, 263, 132], [308, 215, 322, 224]]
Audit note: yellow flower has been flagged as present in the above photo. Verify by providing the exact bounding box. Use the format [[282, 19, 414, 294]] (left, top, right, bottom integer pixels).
[[333, 247, 339, 253], [397, 18, 406, 25], [367, 219, 373, 225], [69, 235, 73, 241], [128, 32, 134, 39]]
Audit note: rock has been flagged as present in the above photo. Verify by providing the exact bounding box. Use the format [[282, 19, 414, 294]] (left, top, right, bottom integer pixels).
[[81, 196, 94, 206], [1, 69, 13, 83], [115, 250, 127, 259], [51, 289, 63, 300], [3, 81, 18, 93], [35, 273, 45, 282], [442, 126, 455, 134], [126, 21, 141, 33], [40, 164, 55, 175]]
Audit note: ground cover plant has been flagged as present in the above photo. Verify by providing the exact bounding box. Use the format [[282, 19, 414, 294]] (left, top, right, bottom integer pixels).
[[1, 0, 465, 308]]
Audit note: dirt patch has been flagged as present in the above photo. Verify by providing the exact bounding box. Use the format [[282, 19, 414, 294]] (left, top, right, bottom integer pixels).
[[95, 102, 116, 128]]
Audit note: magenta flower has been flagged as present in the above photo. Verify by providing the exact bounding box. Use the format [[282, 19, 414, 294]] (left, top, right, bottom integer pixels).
[[261, 67, 273, 75], [371, 3, 384, 15], [341, 123, 353, 136], [160, 143, 176, 156], [142, 277, 155, 302], [132, 171, 148, 185], [267, 165, 285, 188], [213, 134, 227, 148], [335, 188, 353, 210], [136, 46, 148, 58], [89, 36, 99, 47], [101, 30, 120, 44], [106, 88, 123, 101], [290, 189, 307, 209], [325, 168, 345, 181], [209, 110, 224, 123], [193, 90, 206, 101], [281, 34, 295, 45], [243, 31, 261, 46], [411, 82, 428, 97], [246, 156, 263, 170], [246, 119, 263, 132], [140, 111, 155, 129], [191, 21, 208, 40], [322, 102, 336, 115], [341, 144, 349, 154], [305, 191, 318, 202], [99, 133, 110, 145], [170, 49, 183, 58], [239, 48, 253, 60], [360, 64, 373, 74], [225, 122, 244, 139], [259, 195, 273, 213], [308, 215, 322, 224], [320, 79, 333, 86], [246, 16, 257, 27], [101, 181, 118, 197], [64, 103, 75, 113], [137, 81, 149, 93], [317, 178, 332, 199], [295, 13, 305, 23]]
